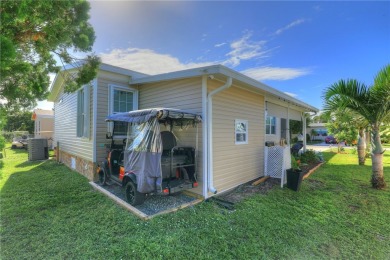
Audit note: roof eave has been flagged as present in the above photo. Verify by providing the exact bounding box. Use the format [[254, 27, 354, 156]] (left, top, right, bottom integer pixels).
[[130, 65, 319, 113]]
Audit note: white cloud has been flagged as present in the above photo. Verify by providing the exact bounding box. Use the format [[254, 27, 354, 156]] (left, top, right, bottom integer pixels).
[[215, 42, 226, 47], [284, 92, 298, 98], [100, 48, 216, 75], [241, 66, 311, 81], [224, 32, 269, 67], [99, 32, 310, 81], [275, 19, 306, 35]]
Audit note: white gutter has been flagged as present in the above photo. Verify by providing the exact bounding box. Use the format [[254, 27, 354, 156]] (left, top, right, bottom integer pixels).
[[201, 76, 209, 198], [207, 77, 233, 194]]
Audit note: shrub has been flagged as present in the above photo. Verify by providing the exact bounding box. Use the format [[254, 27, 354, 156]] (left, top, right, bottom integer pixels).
[[299, 149, 318, 164], [2, 131, 13, 142], [0, 135, 5, 150]]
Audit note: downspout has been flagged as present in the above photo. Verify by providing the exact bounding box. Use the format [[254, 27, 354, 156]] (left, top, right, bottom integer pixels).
[[201, 76, 208, 198], [207, 77, 233, 194]]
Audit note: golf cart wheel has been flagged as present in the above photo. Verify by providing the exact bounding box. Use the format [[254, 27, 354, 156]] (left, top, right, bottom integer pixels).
[[11, 145, 16, 149], [125, 181, 145, 206], [98, 168, 108, 186]]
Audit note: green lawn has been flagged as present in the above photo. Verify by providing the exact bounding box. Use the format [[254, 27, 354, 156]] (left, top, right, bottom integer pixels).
[[1, 146, 389, 259]]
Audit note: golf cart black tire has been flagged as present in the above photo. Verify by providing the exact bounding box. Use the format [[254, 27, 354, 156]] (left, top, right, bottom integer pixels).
[[11, 145, 16, 149], [98, 169, 108, 186], [125, 181, 145, 206]]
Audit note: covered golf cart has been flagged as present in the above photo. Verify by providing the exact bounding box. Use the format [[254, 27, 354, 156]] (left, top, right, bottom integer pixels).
[[101, 108, 201, 205]]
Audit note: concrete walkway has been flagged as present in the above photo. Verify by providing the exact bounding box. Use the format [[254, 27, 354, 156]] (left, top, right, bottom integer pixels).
[[306, 142, 353, 152]]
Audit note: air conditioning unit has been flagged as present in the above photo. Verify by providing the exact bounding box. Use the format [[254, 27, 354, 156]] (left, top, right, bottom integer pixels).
[[28, 138, 49, 161]]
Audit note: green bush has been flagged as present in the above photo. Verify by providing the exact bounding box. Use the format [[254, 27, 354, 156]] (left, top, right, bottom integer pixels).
[[0, 135, 5, 150], [2, 131, 13, 142], [299, 149, 318, 164]]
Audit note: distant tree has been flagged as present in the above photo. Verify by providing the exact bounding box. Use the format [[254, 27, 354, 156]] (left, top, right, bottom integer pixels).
[[289, 113, 312, 142], [0, 0, 100, 110], [380, 123, 390, 144], [312, 112, 329, 123], [323, 64, 390, 189], [326, 110, 359, 153], [310, 129, 317, 141], [3, 110, 34, 133]]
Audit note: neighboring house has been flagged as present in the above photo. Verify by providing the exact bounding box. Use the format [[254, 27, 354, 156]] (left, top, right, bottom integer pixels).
[[307, 122, 328, 141], [31, 109, 54, 148], [48, 63, 318, 199]]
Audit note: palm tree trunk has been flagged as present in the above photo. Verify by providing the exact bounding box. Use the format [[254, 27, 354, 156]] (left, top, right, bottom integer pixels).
[[357, 127, 365, 165], [365, 128, 371, 158], [371, 125, 386, 189]]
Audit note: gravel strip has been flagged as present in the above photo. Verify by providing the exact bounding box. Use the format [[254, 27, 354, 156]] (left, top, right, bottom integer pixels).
[[95, 182, 197, 216]]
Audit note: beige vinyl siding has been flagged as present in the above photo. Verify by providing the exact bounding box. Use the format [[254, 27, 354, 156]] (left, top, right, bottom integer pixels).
[[265, 99, 306, 143], [289, 109, 302, 121], [53, 85, 93, 161], [266, 97, 304, 121], [210, 81, 265, 194], [139, 78, 202, 111], [95, 72, 132, 164], [138, 78, 204, 189]]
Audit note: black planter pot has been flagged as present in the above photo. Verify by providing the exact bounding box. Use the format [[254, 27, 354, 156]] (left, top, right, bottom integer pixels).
[[286, 168, 304, 191]]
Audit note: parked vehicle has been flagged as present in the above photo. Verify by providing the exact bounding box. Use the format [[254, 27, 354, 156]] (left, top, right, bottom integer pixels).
[[97, 108, 201, 206], [325, 136, 337, 144], [11, 131, 29, 149]]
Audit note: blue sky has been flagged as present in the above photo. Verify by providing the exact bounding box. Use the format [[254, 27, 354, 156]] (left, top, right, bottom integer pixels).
[[39, 1, 390, 110]]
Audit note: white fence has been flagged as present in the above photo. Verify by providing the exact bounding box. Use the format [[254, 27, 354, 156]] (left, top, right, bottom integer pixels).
[[264, 146, 291, 187]]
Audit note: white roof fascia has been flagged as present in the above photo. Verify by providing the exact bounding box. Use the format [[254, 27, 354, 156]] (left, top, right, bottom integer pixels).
[[130, 65, 222, 85], [130, 64, 319, 112], [48, 62, 150, 101], [99, 63, 150, 78]]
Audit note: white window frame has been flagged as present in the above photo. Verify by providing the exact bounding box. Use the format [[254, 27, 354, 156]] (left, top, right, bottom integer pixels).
[[77, 85, 90, 138], [108, 84, 138, 139], [235, 119, 248, 145], [266, 116, 277, 135]]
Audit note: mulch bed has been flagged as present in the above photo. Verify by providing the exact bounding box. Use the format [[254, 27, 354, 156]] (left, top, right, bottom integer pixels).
[[217, 161, 323, 204]]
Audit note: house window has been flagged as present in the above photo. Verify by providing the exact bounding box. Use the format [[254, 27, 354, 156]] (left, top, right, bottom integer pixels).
[[235, 119, 248, 144], [266, 116, 276, 135], [77, 86, 90, 138], [109, 85, 138, 137], [113, 89, 134, 113]]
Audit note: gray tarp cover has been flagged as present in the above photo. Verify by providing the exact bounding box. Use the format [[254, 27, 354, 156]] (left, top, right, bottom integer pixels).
[[105, 108, 201, 124], [106, 108, 201, 193]]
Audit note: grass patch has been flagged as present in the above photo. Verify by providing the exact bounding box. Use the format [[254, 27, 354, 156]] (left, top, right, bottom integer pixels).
[[1, 145, 389, 259]]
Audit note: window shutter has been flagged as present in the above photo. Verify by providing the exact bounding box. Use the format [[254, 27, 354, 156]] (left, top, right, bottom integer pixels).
[[77, 89, 84, 137], [83, 85, 90, 138]]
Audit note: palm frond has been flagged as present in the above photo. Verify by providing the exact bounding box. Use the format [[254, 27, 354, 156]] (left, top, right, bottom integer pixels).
[[323, 79, 372, 121], [371, 64, 390, 123]]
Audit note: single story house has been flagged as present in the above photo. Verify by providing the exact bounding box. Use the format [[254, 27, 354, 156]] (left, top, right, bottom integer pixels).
[[307, 122, 328, 141], [48, 63, 318, 199], [31, 109, 54, 148]]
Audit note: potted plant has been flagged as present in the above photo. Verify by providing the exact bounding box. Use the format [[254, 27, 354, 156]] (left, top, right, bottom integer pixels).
[[286, 155, 304, 191]]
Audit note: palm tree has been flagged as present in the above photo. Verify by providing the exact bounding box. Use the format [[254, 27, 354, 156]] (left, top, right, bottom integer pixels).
[[323, 64, 390, 189]]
